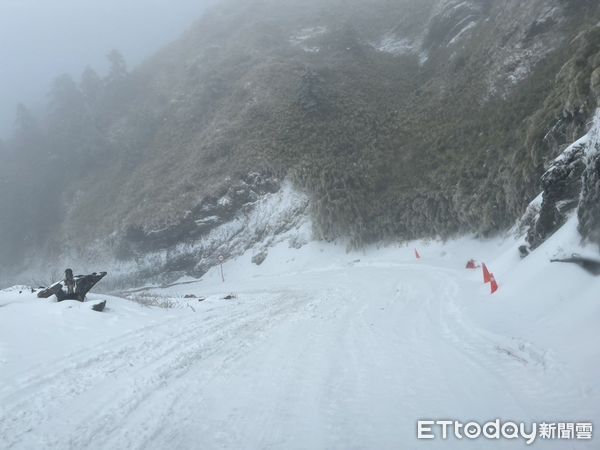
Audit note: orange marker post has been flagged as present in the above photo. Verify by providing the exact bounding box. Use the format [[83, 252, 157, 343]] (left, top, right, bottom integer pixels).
[[482, 263, 491, 284], [490, 274, 499, 294]]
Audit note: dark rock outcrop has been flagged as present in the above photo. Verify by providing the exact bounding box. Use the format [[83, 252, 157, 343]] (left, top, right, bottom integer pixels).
[[120, 172, 281, 255], [251, 250, 268, 266], [527, 143, 586, 248], [578, 146, 600, 246], [92, 300, 107, 312]]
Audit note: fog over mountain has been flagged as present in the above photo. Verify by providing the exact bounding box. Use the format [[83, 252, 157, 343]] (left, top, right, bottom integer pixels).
[[0, 0, 214, 137], [0, 0, 599, 288]]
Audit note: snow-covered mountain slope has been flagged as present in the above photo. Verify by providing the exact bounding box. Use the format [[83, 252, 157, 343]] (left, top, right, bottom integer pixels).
[[1, 215, 598, 449], [2, 0, 599, 288]]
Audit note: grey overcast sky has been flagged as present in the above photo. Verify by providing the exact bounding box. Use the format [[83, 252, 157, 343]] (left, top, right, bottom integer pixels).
[[0, 0, 214, 138]]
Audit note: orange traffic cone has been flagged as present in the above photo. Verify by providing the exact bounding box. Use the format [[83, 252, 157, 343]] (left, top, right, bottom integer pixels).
[[482, 263, 491, 284], [490, 274, 499, 294], [415, 249, 421, 259]]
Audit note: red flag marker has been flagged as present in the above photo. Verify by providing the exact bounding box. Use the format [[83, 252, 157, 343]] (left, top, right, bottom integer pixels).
[[490, 274, 499, 294], [482, 263, 491, 284], [415, 249, 421, 259]]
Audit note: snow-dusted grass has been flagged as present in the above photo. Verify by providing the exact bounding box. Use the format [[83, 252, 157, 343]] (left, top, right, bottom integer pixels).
[[126, 293, 179, 309], [0, 215, 598, 449]]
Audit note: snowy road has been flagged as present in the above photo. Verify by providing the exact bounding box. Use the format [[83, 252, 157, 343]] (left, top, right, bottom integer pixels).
[[1, 237, 599, 449]]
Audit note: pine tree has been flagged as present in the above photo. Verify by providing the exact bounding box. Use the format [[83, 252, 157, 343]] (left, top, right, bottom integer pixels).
[[80, 66, 103, 105], [14, 103, 38, 137], [12, 103, 43, 157], [49, 74, 85, 118], [47, 73, 102, 169], [106, 49, 128, 84]]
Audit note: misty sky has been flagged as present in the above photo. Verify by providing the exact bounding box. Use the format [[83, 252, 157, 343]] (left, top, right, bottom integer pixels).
[[0, 0, 214, 138]]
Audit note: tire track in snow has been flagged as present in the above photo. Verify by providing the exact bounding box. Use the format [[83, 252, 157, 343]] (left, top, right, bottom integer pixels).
[[425, 268, 586, 418], [65, 292, 314, 450], [0, 294, 308, 449]]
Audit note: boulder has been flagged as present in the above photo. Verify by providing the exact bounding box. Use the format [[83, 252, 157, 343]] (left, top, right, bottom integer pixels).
[[251, 250, 268, 266], [92, 300, 107, 312]]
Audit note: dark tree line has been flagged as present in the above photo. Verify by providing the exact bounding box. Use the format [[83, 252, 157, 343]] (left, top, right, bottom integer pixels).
[[0, 50, 131, 264]]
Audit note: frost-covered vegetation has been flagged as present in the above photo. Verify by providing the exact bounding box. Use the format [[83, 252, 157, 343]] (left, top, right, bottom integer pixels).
[[0, 0, 599, 285]]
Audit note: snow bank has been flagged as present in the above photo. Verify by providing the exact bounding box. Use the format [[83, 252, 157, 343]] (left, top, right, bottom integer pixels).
[[0, 289, 185, 381]]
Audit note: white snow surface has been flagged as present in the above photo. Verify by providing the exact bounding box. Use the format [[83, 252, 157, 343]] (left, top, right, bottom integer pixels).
[[371, 33, 429, 64], [289, 26, 327, 53], [447, 20, 477, 46], [373, 34, 418, 56], [1, 213, 599, 449]]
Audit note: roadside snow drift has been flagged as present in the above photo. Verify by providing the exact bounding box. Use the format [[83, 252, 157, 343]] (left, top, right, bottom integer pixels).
[[0, 215, 599, 449]]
